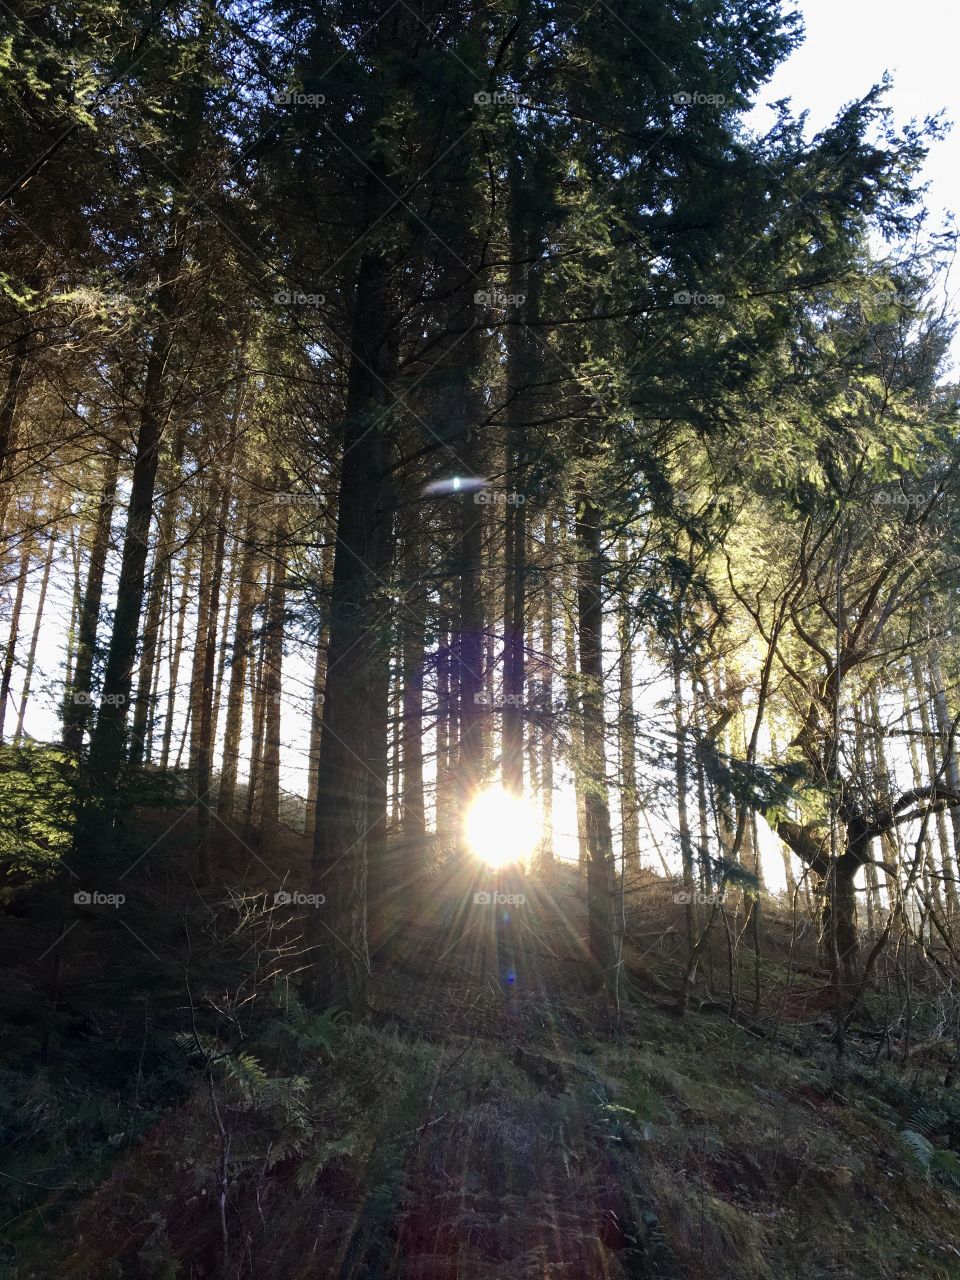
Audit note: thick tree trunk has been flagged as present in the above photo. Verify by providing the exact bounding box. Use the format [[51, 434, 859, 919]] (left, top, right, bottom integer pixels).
[[617, 540, 640, 871], [188, 515, 215, 776], [303, 537, 333, 839], [0, 539, 31, 742], [307, 208, 396, 1012], [159, 541, 196, 772], [673, 651, 698, 949], [400, 540, 426, 845], [455, 383, 486, 828], [435, 606, 455, 833], [13, 528, 55, 742], [0, 332, 28, 538], [85, 232, 184, 840], [918, 648, 960, 917], [575, 493, 622, 1000], [63, 529, 80, 692], [540, 513, 555, 866], [195, 473, 232, 877], [246, 557, 272, 828], [561, 516, 589, 866], [129, 427, 184, 767], [63, 448, 119, 751], [930, 682, 960, 906], [258, 504, 287, 839], [217, 509, 258, 819]]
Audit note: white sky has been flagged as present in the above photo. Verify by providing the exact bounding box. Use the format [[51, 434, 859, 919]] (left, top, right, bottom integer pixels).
[[749, 0, 960, 369]]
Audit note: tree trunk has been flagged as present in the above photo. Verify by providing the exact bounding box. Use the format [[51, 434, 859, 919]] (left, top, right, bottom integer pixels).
[[0, 539, 31, 742], [922, 644, 960, 917], [129, 426, 184, 767], [195, 471, 232, 878], [400, 540, 426, 846], [673, 650, 698, 949], [617, 540, 640, 871], [307, 201, 396, 1012], [540, 513, 555, 866], [561, 515, 589, 866], [218, 509, 259, 818], [246, 556, 272, 829], [85, 235, 183, 838], [575, 492, 622, 1000], [258, 502, 287, 839], [455, 381, 486, 828], [159, 541, 197, 772], [13, 528, 55, 742], [0, 332, 29, 538], [63, 447, 119, 751]]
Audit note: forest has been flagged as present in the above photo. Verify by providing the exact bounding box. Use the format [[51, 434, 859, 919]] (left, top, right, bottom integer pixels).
[[4, 1, 960, 1277]]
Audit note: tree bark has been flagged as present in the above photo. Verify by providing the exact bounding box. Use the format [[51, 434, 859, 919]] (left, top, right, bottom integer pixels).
[[129, 426, 184, 767], [0, 539, 31, 742], [159, 541, 197, 772], [13, 528, 55, 743], [617, 540, 640, 871], [63, 448, 119, 752], [217, 508, 259, 819], [575, 492, 622, 1000], [307, 189, 397, 1012]]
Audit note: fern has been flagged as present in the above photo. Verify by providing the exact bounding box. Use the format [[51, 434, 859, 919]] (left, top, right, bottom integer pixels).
[[900, 1128, 934, 1172], [932, 1147, 960, 1183], [259, 987, 347, 1057], [900, 1129, 960, 1184]]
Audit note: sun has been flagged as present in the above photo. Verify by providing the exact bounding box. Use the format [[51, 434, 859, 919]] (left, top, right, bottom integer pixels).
[[464, 785, 542, 869]]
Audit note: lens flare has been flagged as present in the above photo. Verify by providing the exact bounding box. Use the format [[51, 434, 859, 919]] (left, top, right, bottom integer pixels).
[[464, 785, 541, 869]]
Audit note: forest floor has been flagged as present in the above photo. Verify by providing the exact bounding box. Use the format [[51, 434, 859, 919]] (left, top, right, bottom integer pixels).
[[3, 817, 960, 1279]]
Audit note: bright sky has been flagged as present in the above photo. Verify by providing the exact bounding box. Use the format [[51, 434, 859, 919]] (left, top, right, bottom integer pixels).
[[749, 0, 960, 367]]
